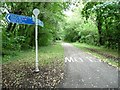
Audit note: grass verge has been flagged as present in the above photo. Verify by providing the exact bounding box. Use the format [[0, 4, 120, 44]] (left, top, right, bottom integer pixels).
[[72, 42, 119, 68], [3, 42, 64, 65], [2, 42, 64, 88]]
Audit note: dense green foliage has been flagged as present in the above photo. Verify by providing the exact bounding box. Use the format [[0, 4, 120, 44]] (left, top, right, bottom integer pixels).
[[1, 2, 68, 53], [63, 1, 119, 49], [82, 1, 119, 49], [63, 4, 99, 45], [1, 1, 119, 55]]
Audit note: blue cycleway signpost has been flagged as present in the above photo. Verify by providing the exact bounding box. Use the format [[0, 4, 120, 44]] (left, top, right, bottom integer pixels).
[[6, 13, 44, 27], [5, 9, 44, 72]]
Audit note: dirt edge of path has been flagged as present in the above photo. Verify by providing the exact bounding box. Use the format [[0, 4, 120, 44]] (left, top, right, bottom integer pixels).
[[2, 59, 64, 89]]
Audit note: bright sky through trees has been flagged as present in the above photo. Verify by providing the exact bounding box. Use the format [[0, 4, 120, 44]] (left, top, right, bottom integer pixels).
[[63, 0, 84, 17]]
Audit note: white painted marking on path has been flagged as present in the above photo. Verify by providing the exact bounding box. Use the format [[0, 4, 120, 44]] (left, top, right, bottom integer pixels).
[[65, 57, 82, 62], [65, 56, 102, 63], [74, 58, 78, 62], [65, 57, 74, 62], [79, 57, 84, 62], [86, 57, 93, 62]]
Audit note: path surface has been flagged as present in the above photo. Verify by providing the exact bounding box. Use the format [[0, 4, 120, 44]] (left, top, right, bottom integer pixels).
[[60, 43, 119, 88]]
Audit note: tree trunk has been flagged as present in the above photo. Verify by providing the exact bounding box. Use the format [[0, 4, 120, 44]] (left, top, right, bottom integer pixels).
[[97, 13, 103, 45], [6, 23, 12, 32], [11, 23, 17, 32]]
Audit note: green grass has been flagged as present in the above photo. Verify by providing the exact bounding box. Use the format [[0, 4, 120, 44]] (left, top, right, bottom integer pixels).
[[2, 42, 64, 88], [72, 42, 119, 68], [0, 30, 2, 64], [2, 42, 64, 66]]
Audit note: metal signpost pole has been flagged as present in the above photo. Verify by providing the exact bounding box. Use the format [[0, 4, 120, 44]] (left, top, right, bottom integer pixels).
[[33, 8, 40, 72], [5, 8, 44, 73]]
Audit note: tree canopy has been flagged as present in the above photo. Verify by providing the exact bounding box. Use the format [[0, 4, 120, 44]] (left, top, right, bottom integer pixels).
[[63, 0, 119, 49], [1, 2, 68, 52], [0, 1, 119, 55]]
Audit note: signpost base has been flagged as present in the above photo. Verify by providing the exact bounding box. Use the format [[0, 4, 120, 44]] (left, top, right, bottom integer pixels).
[[35, 68, 39, 72], [33, 68, 39, 73]]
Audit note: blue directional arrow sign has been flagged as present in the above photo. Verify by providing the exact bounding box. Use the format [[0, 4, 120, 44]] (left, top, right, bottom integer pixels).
[[5, 13, 44, 27], [32, 15, 44, 27], [38, 19, 44, 27]]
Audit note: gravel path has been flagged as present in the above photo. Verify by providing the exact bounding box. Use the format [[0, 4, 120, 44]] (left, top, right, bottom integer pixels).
[[59, 43, 119, 88]]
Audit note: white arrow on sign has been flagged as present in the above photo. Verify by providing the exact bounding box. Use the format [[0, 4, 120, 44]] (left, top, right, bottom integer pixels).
[[6, 14, 10, 22]]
